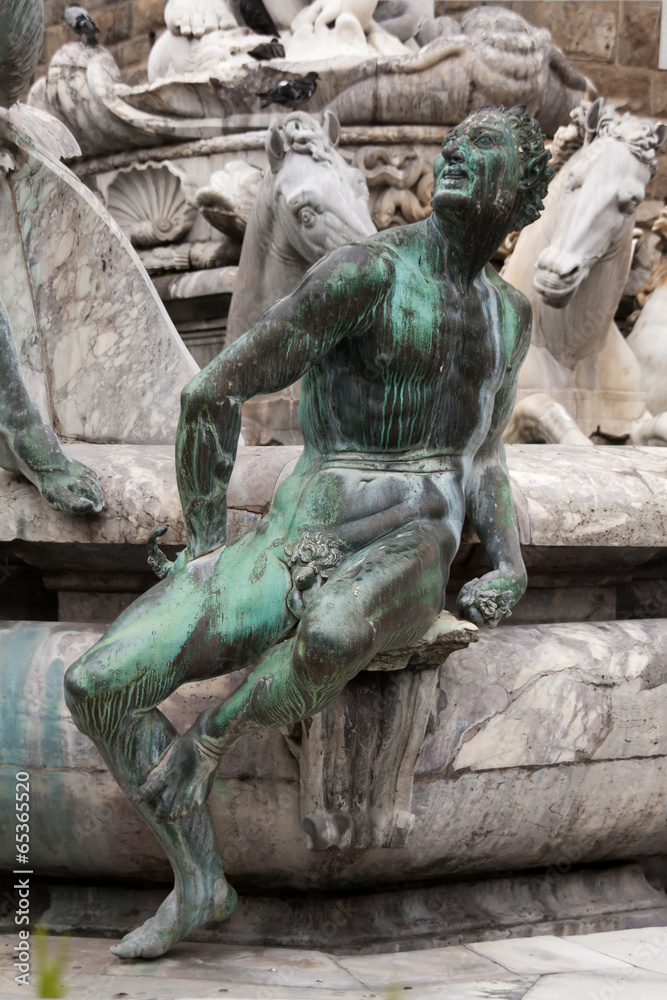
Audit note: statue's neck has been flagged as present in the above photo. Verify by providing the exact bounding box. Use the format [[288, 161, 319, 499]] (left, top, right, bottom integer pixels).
[[429, 209, 512, 291]]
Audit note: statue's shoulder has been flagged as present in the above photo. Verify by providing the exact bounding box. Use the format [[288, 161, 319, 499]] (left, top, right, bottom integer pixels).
[[483, 264, 532, 330], [322, 231, 401, 284]]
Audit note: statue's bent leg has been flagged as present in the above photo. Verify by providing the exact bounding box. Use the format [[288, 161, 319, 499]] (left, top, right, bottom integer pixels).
[[64, 528, 293, 959], [191, 520, 455, 755], [0, 295, 103, 513]]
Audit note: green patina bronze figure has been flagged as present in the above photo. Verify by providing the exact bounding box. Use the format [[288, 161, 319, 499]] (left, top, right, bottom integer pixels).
[[0, 297, 104, 514], [65, 105, 554, 959]]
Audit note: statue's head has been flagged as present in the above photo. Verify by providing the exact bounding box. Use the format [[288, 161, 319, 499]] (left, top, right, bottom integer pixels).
[[432, 106, 554, 234]]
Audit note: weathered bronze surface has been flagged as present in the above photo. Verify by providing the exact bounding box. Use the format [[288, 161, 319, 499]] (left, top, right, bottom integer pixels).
[[0, 295, 103, 514], [65, 105, 553, 958]]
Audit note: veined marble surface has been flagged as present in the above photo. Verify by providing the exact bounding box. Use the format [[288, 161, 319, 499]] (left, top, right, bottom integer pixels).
[[0, 138, 197, 444], [0, 613, 665, 886], [0, 443, 665, 549]]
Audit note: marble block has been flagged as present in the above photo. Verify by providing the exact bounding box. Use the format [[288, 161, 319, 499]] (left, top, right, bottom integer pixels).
[[0, 118, 197, 444], [564, 926, 667, 975], [0, 443, 666, 551], [1, 615, 665, 889]]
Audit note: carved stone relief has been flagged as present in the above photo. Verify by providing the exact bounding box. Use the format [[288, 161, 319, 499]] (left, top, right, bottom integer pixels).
[[351, 145, 433, 228], [282, 612, 478, 850], [102, 163, 197, 247]]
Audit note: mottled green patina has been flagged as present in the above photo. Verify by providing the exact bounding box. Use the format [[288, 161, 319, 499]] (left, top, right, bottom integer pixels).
[[65, 106, 554, 959], [0, 295, 103, 513]]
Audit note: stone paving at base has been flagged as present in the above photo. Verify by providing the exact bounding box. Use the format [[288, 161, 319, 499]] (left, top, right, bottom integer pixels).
[[1, 926, 666, 999]]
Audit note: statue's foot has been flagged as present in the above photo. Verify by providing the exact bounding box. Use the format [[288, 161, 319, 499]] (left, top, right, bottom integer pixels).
[[110, 876, 237, 960], [34, 459, 104, 514]]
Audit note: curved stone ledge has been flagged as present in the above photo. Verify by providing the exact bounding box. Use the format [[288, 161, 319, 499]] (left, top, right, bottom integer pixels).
[[0, 618, 664, 890], [1, 443, 666, 550]]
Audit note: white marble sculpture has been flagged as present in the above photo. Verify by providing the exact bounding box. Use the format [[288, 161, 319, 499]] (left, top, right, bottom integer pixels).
[[626, 207, 667, 423], [195, 160, 263, 239], [0, 102, 197, 447], [503, 99, 667, 446], [147, 0, 273, 82], [32, 5, 589, 154], [220, 111, 375, 443], [225, 111, 375, 344], [285, 0, 404, 62]]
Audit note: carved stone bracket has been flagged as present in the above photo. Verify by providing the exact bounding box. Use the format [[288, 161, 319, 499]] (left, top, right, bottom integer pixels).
[[281, 611, 478, 851], [351, 145, 434, 228]]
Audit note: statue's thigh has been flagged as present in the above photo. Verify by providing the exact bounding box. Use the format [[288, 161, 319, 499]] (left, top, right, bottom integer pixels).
[[72, 514, 294, 701], [299, 520, 452, 663]]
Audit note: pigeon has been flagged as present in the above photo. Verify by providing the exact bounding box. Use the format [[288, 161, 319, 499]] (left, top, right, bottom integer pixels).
[[259, 72, 320, 110], [64, 4, 100, 45], [249, 37, 285, 61], [239, 0, 278, 36]]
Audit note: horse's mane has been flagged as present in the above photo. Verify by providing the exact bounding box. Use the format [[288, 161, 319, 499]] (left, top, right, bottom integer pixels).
[[550, 101, 664, 176], [282, 113, 335, 165]]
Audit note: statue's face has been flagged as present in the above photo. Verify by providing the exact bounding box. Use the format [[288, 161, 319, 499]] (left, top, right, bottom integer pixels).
[[431, 111, 523, 222]]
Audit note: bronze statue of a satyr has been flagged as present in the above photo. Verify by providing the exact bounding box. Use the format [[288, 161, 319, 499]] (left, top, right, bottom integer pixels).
[[65, 105, 554, 958]]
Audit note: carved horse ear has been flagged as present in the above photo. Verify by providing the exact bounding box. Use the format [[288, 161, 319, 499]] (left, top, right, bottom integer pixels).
[[323, 110, 340, 148], [266, 117, 285, 173], [655, 123, 667, 149], [584, 97, 604, 143]]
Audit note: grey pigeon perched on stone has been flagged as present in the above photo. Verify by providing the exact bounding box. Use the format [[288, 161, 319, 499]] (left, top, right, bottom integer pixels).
[[64, 4, 99, 45], [249, 37, 285, 61], [259, 72, 319, 110], [239, 0, 278, 36]]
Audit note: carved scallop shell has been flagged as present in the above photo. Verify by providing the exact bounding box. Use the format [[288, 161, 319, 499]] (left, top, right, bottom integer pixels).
[[106, 163, 196, 247]]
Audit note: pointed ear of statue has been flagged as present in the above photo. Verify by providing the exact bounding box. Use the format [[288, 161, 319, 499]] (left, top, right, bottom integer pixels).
[[521, 148, 553, 193], [267, 118, 285, 173], [509, 104, 527, 117], [323, 110, 340, 148], [655, 123, 667, 149], [584, 97, 604, 144]]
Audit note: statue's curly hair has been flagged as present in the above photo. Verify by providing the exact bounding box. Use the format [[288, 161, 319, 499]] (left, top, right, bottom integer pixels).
[[445, 106, 555, 232]]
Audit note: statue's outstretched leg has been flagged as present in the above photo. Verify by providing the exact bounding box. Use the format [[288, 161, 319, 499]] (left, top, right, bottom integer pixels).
[[0, 296, 103, 513], [65, 532, 294, 958], [141, 521, 456, 821]]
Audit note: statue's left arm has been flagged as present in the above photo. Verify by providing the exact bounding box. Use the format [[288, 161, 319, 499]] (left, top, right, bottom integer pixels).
[[175, 243, 388, 560], [458, 287, 531, 628]]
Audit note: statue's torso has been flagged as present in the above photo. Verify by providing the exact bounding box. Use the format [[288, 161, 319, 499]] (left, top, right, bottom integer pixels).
[[299, 225, 525, 462]]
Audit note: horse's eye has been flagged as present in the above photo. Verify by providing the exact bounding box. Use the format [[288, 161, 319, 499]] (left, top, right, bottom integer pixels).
[[618, 195, 639, 216], [299, 207, 317, 227]]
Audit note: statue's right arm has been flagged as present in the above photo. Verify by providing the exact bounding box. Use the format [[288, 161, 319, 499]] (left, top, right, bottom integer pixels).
[[176, 242, 388, 560]]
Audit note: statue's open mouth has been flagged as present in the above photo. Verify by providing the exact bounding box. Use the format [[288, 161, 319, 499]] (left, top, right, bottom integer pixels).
[[441, 166, 467, 179]]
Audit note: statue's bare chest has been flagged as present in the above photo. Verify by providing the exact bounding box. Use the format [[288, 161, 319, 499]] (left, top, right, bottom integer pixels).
[[350, 271, 509, 392]]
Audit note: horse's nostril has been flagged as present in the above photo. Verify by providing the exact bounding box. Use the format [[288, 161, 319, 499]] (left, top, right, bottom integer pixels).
[[559, 265, 580, 279]]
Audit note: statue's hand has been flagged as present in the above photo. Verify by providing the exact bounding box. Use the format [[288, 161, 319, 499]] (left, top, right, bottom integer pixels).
[[165, 0, 235, 37], [147, 525, 193, 579], [135, 733, 219, 823], [457, 569, 527, 629]]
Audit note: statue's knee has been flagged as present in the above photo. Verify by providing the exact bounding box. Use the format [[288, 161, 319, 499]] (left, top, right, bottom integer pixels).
[[63, 656, 101, 725], [180, 369, 215, 416], [294, 614, 375, 689]]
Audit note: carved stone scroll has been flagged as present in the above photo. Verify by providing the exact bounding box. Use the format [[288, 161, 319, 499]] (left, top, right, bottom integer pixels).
[[282, 612, 478, 850]]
